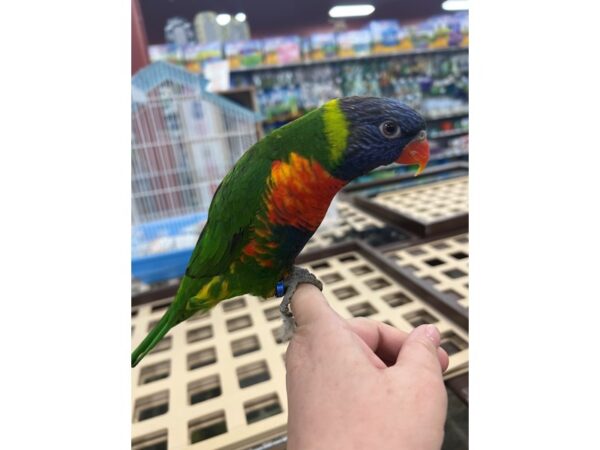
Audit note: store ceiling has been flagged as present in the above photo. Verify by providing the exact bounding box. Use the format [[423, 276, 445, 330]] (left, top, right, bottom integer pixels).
[[139, 0, 447, 44]]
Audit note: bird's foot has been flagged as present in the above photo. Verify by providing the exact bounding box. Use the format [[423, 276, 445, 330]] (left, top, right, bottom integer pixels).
[[278, 266, 323, 342]]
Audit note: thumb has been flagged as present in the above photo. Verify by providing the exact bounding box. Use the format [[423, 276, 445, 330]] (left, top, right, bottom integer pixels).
[[395, 324, 443, 373], [290, 284, 342, 328]]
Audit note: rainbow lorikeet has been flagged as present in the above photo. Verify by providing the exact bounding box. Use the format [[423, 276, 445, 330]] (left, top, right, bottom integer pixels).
[[132, 96, 430, 367]]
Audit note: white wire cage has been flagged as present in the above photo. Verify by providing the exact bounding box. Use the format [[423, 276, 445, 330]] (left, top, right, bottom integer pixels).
[[132, 62, 260, 281]]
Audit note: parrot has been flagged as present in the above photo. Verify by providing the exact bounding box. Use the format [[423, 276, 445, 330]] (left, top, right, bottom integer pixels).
[[131, 96, 430, 367]]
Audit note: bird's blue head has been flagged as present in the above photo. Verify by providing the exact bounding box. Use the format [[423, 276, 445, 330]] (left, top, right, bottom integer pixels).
[[323, 96, 430, 181]]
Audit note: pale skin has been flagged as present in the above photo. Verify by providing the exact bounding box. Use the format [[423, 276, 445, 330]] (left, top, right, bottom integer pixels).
[[285, 284, 450, 450]]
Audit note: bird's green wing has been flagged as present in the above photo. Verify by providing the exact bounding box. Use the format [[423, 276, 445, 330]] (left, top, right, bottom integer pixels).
[[184, 147, 272, 279]]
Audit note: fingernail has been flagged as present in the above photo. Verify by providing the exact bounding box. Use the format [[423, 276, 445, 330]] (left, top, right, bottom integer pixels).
[[424, 324, 440, 346]]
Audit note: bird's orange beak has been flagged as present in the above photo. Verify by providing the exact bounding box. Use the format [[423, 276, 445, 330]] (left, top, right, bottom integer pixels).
[[396, 130, 430, 176]]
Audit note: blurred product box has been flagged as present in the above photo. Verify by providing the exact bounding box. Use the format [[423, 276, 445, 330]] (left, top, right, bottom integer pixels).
[[336, 30, 372, 58], [429, 16, 453, 49], [263, 36, 302, 65], [455, 12, 469, 47], [148, 44, 169, 63], [149, 44, 185, 64], [309, 32, 338, 60], [409, 20, 435, 50], [225, 40, 264, 69], [368, 20, 411, 53], [183, 41, 223, 70]]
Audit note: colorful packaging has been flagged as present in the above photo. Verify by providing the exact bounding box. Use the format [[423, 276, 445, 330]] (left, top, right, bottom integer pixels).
[[368, 20, 405, 53], [184, 41, 223, 67], [148, 44, 169, 63], [309, 33, 337, 60], [161, 44, 185, 64], [428, 16, 452, 49], [410, 20, 436, 50], [455, 12, 469, 47], [225, 40, 263, 69], [263, 36, 302, 65], [336, 30, 372, 58]]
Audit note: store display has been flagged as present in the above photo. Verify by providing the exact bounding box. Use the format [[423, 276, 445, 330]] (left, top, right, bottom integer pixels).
[[225, 39, 263, 69], [231, 50, 468, 133], [368, 20, 406, 53], [336, 30, 372, 58], [263, 36, 302, 65], [183, 42, 223, 68], [309, 32, 338, 60]]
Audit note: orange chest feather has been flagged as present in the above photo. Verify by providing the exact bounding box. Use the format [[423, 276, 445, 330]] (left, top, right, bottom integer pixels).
[[264, 153, 346, 231]]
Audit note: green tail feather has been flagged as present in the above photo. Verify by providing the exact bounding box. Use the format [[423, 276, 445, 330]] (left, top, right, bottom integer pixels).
[[131, 275, 211, 367], [131, 303, 179, 367]]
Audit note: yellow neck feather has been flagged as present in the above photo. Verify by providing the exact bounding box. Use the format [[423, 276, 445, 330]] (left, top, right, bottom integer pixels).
[[322, 99, 349, 165]]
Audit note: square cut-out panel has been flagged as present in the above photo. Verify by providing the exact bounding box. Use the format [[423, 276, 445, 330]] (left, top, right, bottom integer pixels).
[[425, 258, 446, 267], [188, 310, 210, 321], [332, 285, 359, 301], [189, 411, 228, 444], [349, 264, 374, 276], [132, 429, 168, 450], [133, 391, 169, 422], [222, 297, 247, 312], [187, 325, 213, 344], [188, 347, 217, 370], [231, 335, 260, 357], [382, 291, 412, 308], [226, 315, 252, 332], [188, 375, 222, 405], [347, 302, 378, 317], [440, 331, 469, 356], [139, 360, 170, 385], [371, 176, 468, 225], [444, 268, 467, 279], [385, 233, 469, 309], [151, 300, 171, 313], [339, 253, 359, 263], [311, 261, 331, 271], [149, 336, 172, 355], [365, 277, 392, 290], [244, 393, 283, 424], [237, 360, 271, 388], [404, 309, 439, 327], [321, 272, 344, 284], [263, 306, 281, 321]]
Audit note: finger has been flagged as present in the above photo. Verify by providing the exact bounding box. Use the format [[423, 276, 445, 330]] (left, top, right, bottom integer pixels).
[[347, 318, 409, 365], [437, 347, 450, 373], [290, 283, 342, 328], [395, 324, 443, 373], [349, 318, 449, 369]]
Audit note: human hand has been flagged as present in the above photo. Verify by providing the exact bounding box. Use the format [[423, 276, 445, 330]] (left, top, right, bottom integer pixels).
[[285, 284, 450, 450]]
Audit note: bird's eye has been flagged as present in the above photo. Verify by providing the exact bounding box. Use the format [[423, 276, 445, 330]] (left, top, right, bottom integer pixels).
[[379, 120, 401, 139]]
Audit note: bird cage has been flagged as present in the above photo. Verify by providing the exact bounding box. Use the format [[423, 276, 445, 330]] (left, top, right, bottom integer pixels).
[[132, 61, 260, 283]]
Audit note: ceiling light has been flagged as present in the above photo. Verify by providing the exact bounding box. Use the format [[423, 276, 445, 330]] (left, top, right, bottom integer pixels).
[[235, 12, 246, 22], [216, 14, 231, 26], [328, 4, 375, 18], [441, 0, 469, 11]]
